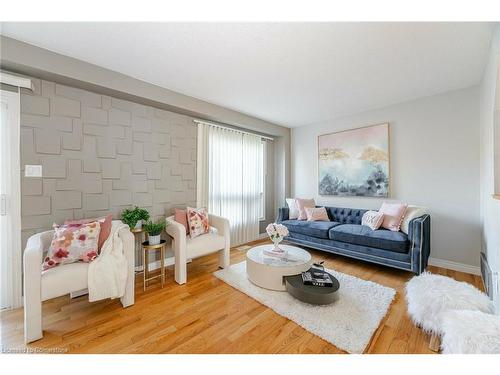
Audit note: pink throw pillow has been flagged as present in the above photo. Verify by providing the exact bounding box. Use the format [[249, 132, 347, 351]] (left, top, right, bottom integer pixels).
[[43, 221, 101, 270], [65, 214, 112, 252], [174, 208, 189, 234], [362, 210, 384, 230], [186, 207, 210, 239], [379, 202, 408, 231], [296, 198, 316, 220], [305, 207, 330, 222]]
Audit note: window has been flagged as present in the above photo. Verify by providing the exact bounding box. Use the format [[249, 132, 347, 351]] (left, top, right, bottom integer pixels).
[[197, 121, 265, 245]]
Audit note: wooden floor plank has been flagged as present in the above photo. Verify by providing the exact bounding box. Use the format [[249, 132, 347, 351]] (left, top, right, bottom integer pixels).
[[0, 239, 483, 354]]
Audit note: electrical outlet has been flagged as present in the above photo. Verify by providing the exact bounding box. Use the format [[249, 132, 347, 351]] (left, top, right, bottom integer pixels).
[[25, 165, 42, 177]]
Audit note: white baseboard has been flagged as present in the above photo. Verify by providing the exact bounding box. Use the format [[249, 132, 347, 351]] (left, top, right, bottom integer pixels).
[[428, 257, 480, 275], [258, 233, 268, 240]]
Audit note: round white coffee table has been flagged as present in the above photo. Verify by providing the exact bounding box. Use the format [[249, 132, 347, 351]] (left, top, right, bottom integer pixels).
[[246, 244, 312, 291]]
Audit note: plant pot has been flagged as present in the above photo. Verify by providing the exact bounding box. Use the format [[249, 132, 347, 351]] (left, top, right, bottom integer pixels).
[[134, 220, 143, 230], [148, 234, 161, 245]]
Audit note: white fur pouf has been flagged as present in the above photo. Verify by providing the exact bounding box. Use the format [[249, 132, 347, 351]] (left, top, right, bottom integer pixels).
[[405, 272, 494, 334], [441, 310, 500, 354]]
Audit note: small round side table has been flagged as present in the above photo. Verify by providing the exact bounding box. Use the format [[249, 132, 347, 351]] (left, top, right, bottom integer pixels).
[[142, 240, 167, 291]]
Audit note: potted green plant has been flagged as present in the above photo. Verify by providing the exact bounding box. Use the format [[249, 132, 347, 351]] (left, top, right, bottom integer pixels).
[[143, 219, 166, 245], [121, 206, 150, 229]]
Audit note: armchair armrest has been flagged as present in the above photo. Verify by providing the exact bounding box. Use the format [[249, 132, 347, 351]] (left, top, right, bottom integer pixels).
[[23, 230, 53, 343], [208, 214, 229, 236], [277, 207, 289, 223], [409, 214, 431, 274], [209, 214, 230, 249], [166, 216, 187, 241], [166, 215, 187, 256]]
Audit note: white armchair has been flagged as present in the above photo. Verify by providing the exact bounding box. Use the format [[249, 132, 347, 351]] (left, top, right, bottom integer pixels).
[[23, 221, 135, 344], [166, 214, 230, 284]]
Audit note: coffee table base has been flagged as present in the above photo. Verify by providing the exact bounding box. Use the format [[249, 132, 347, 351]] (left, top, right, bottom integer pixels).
[[284, 272, 340, 305], [246, 260, 311, 291]]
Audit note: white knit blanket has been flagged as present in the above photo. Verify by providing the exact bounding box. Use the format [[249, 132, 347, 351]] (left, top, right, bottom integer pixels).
[[87, 221, 129, 302]]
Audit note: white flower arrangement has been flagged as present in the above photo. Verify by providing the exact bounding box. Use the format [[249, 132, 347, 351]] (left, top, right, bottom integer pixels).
[[266, 223, 289, 241]]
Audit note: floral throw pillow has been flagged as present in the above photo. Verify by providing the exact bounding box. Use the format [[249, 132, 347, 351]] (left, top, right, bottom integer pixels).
[[186, 207, 210, 239], [43, 221, 101, 270]]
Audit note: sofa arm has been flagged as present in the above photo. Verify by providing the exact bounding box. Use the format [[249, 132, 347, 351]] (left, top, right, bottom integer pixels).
[[409, 214, 431, 274], [277, 207, 289, 223]]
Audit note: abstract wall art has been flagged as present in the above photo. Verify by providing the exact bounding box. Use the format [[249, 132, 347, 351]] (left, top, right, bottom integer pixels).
[[318, 123, 390, 197]]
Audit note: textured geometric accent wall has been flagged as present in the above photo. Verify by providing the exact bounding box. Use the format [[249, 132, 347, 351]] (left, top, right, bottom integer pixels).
[[20, 78, 197, 248]]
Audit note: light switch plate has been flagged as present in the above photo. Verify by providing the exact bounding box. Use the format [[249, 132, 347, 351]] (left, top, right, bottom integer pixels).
[[25, 165, 42, 177]]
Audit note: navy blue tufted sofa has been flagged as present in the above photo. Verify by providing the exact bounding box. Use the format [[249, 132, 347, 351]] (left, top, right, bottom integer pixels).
[[277, 206, 430, 274]]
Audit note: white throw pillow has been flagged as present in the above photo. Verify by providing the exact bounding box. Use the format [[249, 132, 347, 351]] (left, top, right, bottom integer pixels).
[[400, 205, 429, 234], [286, 198, 299, 220], [362, 210, 384, 230]]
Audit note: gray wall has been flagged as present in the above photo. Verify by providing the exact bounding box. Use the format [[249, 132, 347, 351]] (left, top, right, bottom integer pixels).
[[479, 24, 500, 313], [20, 78, 197, 248], [291, 87, 481, 268]]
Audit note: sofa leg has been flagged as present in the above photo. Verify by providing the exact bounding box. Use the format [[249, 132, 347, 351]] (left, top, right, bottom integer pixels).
[[429, 333, 440, 352]]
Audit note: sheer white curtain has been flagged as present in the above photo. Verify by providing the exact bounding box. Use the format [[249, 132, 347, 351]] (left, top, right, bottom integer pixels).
[[197, 122, 263, 246]]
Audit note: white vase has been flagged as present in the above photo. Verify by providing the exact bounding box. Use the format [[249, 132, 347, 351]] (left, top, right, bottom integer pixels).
[[149, 234, 161, 245], [134, 220, 142, 229]]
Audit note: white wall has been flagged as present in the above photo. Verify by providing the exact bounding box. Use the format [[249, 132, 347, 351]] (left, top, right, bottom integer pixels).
[[292, 87, 480, 269], [479, 24, 500, 313]]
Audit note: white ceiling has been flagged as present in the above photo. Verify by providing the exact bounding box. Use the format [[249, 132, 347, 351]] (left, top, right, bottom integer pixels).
[[0, 22, 494, 127]]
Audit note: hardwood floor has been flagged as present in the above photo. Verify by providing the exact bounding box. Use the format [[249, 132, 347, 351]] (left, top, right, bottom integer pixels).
[[0, 239, 483, 354]]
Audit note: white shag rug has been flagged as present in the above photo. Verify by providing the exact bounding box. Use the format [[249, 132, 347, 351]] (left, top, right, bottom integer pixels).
[[214, 261, 396, 353]]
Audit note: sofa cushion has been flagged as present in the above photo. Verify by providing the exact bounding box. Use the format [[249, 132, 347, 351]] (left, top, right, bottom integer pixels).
[[281, 220, 340, 239], [329, 224, 409, 253], [287, 231, 411, 264]]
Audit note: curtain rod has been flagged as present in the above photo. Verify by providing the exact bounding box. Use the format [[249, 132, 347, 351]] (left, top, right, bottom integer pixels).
[[0, 71, 34, 90], [193, 119, 274, 141]]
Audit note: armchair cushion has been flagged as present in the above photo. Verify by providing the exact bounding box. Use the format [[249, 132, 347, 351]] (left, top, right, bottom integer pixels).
[[186, 231, 226, 258], [41, 262, 89, 301]]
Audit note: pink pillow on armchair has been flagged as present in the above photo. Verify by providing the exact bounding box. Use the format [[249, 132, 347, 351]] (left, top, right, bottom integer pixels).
[[296, 198, 316, 220], [174, 208, 189, 234], [379, 202, 408, 231]]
